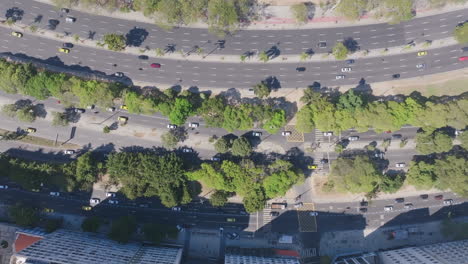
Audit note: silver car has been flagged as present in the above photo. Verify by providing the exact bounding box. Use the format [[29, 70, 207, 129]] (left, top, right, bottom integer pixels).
[[335, 75, 345, 80], [341, 67, 352, 72]]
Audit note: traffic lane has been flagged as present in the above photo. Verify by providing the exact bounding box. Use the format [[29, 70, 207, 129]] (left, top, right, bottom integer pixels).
[[2, 0, 467, 55], [2, 27, 466, 90], [340, 127, 420, 142]]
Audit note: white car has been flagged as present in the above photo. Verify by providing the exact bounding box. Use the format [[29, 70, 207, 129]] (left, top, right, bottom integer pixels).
[[49, 192, 60, 196], [74, 108, 85, 113], [65, 16, 76, 23], [323, 131, 333, 136], [90, 198, 100, 204], [252, 131, 262, 137], [182, 148, 193, 153], [0, 185, 8, 189], [106, 192, 116, 197], [443, 199, 453, 205], [211, 157, 221, 161], [335, 75, 345, 80], [341, 67, 352, 72], [395, 163, 406, 168], [281, 131, 292, 136], [107, 107, 115, 112], [188, 122, 199, 128], [113, 72, 124, 78], [348, 136, 359, 141], [167, 124, 177, 129], [455, 130, 463, 136], [384, 206, 393, 211], [172, 207, 181, 211], [309, 211, 318, 216], [416, 63, 426, 69], [64, 150, 75, 155], [108, 199, 119, 204]]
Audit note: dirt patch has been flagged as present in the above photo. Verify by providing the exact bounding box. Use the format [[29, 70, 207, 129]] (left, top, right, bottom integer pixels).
[[133, 131, 145, 138]]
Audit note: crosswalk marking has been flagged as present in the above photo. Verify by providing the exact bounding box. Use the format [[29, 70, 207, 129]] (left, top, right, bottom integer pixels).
[[300, 248, 317, 257], [262, 208, 272, 232]]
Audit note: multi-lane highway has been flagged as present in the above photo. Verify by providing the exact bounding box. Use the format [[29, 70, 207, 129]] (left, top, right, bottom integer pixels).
[[2, 0, 467, 55]]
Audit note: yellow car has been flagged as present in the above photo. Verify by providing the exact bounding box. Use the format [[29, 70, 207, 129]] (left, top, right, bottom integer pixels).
[[118, 116, 128, 122], [82, 206, 92, 211], [226, 218, 236, 222], [26, 127, 37, 133], [11, 31, 23, 38], [417, 51, 427, 56], [308, 165, 318, 170], [120, 105, 128, 110], [43, 208, 54, 213], [59, 48, 70, 53]]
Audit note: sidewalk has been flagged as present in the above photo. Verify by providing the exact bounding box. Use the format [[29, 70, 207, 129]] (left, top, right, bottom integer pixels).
[[2, 21, 458, 64], [33, 0, 468, 30]]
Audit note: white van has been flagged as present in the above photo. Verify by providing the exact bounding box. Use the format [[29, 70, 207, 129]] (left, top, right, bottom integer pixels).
[[65, 16, 76, 23]]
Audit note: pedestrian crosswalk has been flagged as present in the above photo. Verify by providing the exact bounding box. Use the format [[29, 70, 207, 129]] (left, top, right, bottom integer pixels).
[[300, 248, 317, 257], [262, 208, 272, 232], [314, 128, 323, 143]]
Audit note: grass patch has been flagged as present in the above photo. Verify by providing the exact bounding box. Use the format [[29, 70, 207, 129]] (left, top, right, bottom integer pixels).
[[388, 75, 468, 97], [0, 128, 79, 149]]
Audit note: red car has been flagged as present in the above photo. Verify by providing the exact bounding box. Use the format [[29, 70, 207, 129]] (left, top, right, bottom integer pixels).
[[459, 56, 468, 61], [150, 63, 161, 68]]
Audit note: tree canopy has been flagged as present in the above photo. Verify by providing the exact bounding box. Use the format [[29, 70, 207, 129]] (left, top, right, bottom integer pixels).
[[415, 130, 453, 155], [330, 155, 381, 193], [103, 34, 127, 51], [108, 215, 136, 243], [231, 137, 252, 157], [332, 42, 349, 60]]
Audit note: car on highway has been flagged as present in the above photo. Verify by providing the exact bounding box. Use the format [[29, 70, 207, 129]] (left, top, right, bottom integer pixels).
[[32, 188, 40, 192], [226, 218, 236, 222], [65, 16, 76, 23], [59, 48, 70, 53], [341, 67, 352, 72], [167, 124, 177, 129], [309, 211, 318, 216], [120, 105, 128, 110], [308, 164, 318, 170], [0, 185, 9, 189], [459, 56, 468, 61], [281, 131, 291, 136], [74, 108, 85, 113], [434, 195, 444, 200], [348, 136, 359, 141], [395, 198, 405, 203], [420, 194, 429, 200], [138, 55, 149, 60], [335, 75, 345, 80], [443, 199, 453, 205], [226, 232, 239, 240], [270, 211, 280, 217], [48, 19, 60, 30], [416, 63, 426, 69], [294, 202, 303, 208], [392, 74, 401, 79], [296, 67, 306, 72], [188, 122, 199, 128], [182, 147, 193, 153], [62, 42, 74, 49], [359, 208, 367, 213], [346, 59, 355, 64], [107, 107, 116, 112], [82, 205, 92, 211], [317, 42, 327, 48], [320, 159, 329, 164], [106, 192, 116, 197], [43, 208, 54, 213], [108, 199, 119, 205], [26, 127, 36, 133], [114, 72, 124, 78], [11, 31, 23, 38], [384, 206, 394, 211], [252, 131, 262, 137], [172, 207, 181, 211], [417, 51, 427, 56], [49, 192, 60, 196], [404, 203, 413, 209], [395, 163, 406, 168], [90, 198, 100, 204], [150, 63, 161, 68], [64, 150, 75, 155]]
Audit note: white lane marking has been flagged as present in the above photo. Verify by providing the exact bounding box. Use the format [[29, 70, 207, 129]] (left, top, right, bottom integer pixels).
[[370, 29, 377, 32], [450, 49, 458, 53], [389, 40, 396, 43], [441, 31, 449, 34], [301, 41, 309, 44], [400, 59, 406, 61], [383, 67, 390, 70], [100, 21, 108, 24], [365, 69, 372, 72], [1, 46, 8, 49], [353, 31, 360, 34], [336, 32, 343, 35], [319, 33, 326, 36], [233, 42, 241, 44], [456, 14, 463, 17], [371, 36, 378, 39], [387, 27, 394, 30], [192, 73, 199, 75], [400, 65, 407, 68], [183, 32, 190, 35], [440, 18, 446, 21], [434, 53, 440, 55], [387, 34, 395, 37], [355, 37, 361, 40], [32, 6, 40, 9], [440, 24, 448, 28], [83, 17, 90, 21], [404, 24, 412, 27], [300, 34, 308, 37], [251, 35, 259, 38], [434, 59, 441, 62], [82, 24, 89, 28], [401, 72, 408, 74], [371, 42, 379, 45], [422, 21, 429, 24]]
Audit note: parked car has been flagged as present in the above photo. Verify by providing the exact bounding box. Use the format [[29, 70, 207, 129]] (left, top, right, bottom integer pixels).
[[106, 192, 116, 197], [417, 51, 428, 56], [420, 194, 429, 200], [308, 164, 318, 170], [404, 203, 413, 209], [49, 192, 60, 196], [43, 208, 54, 213], [384, 206, 394, 211], [227, 232, 239, 240], [59, 48, 70, 53], [317, 42, 327, 48], [114, 72, 124, 78], [167, 124, 177, 129], [281, 131, 292, 136], [345, 59, 355, 64], [0, 185, 9, 189], [270, 211, 280, 217], [172, 207, 181, 211], [211, 157, 221, 161], [64, 150, 75, 155], [82, 206, 92, 211], [359, 208, 368, 213], [395, 198, 405, 203], [348, 136, 359, 141], [107, 107, 115, 112], [335, 75, 345, 80], [74, 108, 85, 113], [434, 195, 444, 200], [139, 204, 149, 208], [65, 16, 76, 23], [443, 199, 453, 205], [90, 198, 100, 204], [120, 105, 128, 110], [392, 134, 402, 139], [252, 131, 262, 137], [296, 67, 306, 72], [395, 163, 406, 168], [61, 8, 69, 13], [150, 63, 161, 68], [392, 74, 401, 79], [323, 131, 333, 136], [309, 211, 318, 216], [226, 218, 236, 222], [360, 201, 369, 207], [182, 147, 193, 153], [416, 63, 426, 69], [138, 55, 149, 60], [26, 127, 37, 133], [458, 56, 468, 61], [341, 67, 352, 72], [188, 122, 199, 128], [320, 159, 329, 164], [11, 31, 23, 38]]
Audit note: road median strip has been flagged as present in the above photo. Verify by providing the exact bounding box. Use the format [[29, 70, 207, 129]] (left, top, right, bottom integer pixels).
[[0, 128, 79, 149]]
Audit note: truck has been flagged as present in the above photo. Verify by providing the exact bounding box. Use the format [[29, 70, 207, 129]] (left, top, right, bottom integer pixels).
[[271, 203, 287, 210]]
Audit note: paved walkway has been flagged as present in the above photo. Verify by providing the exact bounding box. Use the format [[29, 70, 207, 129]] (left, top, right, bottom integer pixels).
[[33, 0, 468, 30]]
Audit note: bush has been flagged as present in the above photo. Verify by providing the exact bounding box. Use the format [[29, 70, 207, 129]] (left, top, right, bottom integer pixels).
[[210, 190, 229, 207], [103, 34, 126, 51], [16, 107, 36, 123], [290, 3, 308, 24], [332, 42, 349, 60], [454, 22, 468, 44], [231, 137, 252, 157], [214, 137, 230, 153], [103, 126, 111, 133], [9, 203, 39, 227], [252, 82, 270, 98], [52, 111, 69, 126], [1, 104, 17, 118], [108, 215, 136, 243], [161, 131, 179, 149], [45, 218, 63, 233]]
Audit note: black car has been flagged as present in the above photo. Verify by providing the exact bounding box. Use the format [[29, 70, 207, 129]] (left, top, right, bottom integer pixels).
[[359, 208, 368, 213], [317, 42, 327, 48], [392, 74, 401, 79], [320, 159, 329, 164], [61, 8, 69, 13], [420, 194, 429, 200], [392, 134, 402, 139], [48, 19, 59, 30], [360, 201, 368, 207], [395, 198, 405, 203], [296, 67, 306, 72], [138, 55, 149, 60], [345, 59, 355, 64], [270, 211, 280, 217], [63, 43, 74, 48]]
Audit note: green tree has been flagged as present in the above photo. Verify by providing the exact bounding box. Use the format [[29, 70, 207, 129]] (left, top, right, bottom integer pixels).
[[415, 130, 453, 155], [263, 160, 303, 198], [169, 98, 193, 125], [9, 203, 39, 227], [16, 107, 36, 123], [103, 126, 111, 133], [108, 215, 136, 243], [231, 137, 252, 157], [81, 216, 101, 233], [263, 110, 286, 134], [459, 132, 468, 150], [295, 105, 315, 133], [243, 188, 266, 213], [258, 51, 269, 62], [454, 22, 468, 44], [434, 156, 468, 197], [379, 173, 404, 193], [332, 42, 349, 60], [198, 96, 225, 128], [290, 3, 308, 24], [222, 105, 253, 132], [210, 190, 229, 207], [330, 155, 381, 193], [207, 0, 239, 35], [335, 0, 367, 20], [161, 131, 179, 149], [406, 161, 436, 189], [51, 111, 69, 126], [252, 82, 270, 98], [1, 104, 17, 118], [103, 34, 126, 51], [75, 152, 99, 189], [384, 0, 414, 23], [214, 137, 230, 153]]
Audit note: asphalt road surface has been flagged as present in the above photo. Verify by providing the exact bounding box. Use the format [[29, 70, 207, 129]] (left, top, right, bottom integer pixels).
[[1, 24, 467, 89], [1, 0, 467, 55]]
